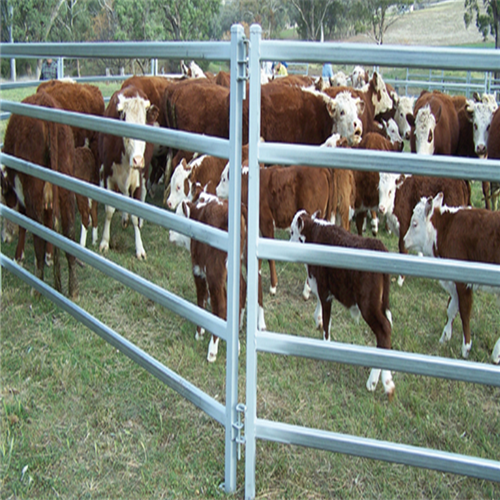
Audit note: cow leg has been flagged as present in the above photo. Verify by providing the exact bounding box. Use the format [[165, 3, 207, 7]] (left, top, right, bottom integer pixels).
[[483, 181, 492, 210], [90, 199, 99, 246], [99, 204, 116, 254], [60, 188, 78, 299], [306, 274, 323, 330], [32, 234, 46, 295], [355, 211, 366, 235], [439, 280, 459, 343], [131, 214, 146, 260], [194, 273, 208, 340], [256, 266, 266, 331], [302, 276, 311, 300], [456, 283, 473, 358], [207, 283, 226, 363], [370, 210, 379, 236], [77, 193, 90, 247], [360, 292, 394, 398], [121, 211, 129, 229], [42, 208, 54, 267], [260, 214, 278, 294], [493, 337, 500, 364], [15, 224, 26, 263]]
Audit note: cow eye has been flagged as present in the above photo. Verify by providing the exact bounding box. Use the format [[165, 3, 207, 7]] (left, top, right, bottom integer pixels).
[[428, 130, 433, 143], [487, 124, 490, 131], [340, 110, 345, 116], [474, 123, 478, 130]]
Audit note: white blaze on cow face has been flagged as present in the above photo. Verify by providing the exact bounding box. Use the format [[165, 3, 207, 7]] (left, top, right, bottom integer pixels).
[[414, 104, 437, 155], [378, 172, 404, 217], [466, 98, 498, 158], [403, 193, 444, 256], [117, 93, 151, 169], [166, 158, 193, 209], [383, 118, 403, 146], [394, 95, 415, 140], [326, 91, 364, 146], [215, 161, 231, 199], [351, 66, 367, 89]]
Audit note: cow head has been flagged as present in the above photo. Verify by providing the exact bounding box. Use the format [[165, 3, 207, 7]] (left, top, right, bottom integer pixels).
[[290, 210, 309, 243], [413, 104, 441, 155], [368, 72, 393, 117], [350, 66, 368, 89], [326, 91, 364, 146], [166, 158, 194, 210], [116, 92, 158, 169], [394, 95, 415, 140], [403, 192, 444, 257], [382, 118, 403, 150], [465, 94, 498, 158], [378, 172, 406, 216]]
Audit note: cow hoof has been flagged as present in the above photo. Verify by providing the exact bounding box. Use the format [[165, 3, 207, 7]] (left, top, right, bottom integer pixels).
[[45, 253, 53, 267], [269, 285, 277, 296], [99, 241, 109, 254], [397, 275, 405, 287], [461, 341, 472, 359], [386, 386, 396, 401], [439, 328, 452, 344], [207, 352, 217, 363], [136, 251, 147, 260], [195, 328, 205, 340]]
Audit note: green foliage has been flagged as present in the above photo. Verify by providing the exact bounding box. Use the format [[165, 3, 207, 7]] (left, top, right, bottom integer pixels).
[[464, 0, 500, 48]]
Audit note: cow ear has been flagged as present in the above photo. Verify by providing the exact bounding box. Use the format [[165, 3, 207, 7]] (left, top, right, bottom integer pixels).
[[473, 91, 481, 103], [433, 192, 444, 210], [181, 200, 191, 218], [147, 104, 160, 124], [311, 210, 321, 220], [391, 90, 399, 105], [326, 98, 337, 117], [465, 99, 475, 121], [424, 197, 433, 218], [356, 98, 366, 116]]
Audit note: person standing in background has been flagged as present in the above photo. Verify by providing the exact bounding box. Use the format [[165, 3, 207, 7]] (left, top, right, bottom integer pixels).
[[322, 62, 334, 85], [40, 58, 58, 80]]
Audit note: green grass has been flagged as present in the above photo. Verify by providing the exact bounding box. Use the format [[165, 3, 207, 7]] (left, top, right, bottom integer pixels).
[[1, 85, 500, 499]]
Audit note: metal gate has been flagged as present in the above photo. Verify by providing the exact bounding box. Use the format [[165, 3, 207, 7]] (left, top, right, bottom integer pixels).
[[1, 24, 500, 499]]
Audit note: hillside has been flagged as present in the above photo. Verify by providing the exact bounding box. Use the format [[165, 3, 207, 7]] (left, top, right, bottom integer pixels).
[[343, 0, 487, 47]]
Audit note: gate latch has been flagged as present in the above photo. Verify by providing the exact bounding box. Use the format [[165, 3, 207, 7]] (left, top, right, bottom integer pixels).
[[233, 403, 246, 460]]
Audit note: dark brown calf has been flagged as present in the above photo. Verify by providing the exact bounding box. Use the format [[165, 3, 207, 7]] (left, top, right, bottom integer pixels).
[[290, 210, 395, 398], [183, 196, 248, 362]]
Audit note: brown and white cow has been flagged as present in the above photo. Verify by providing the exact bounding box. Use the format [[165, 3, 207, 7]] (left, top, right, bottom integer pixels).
[[98, 86, 159, 259], [290, 210, 395, 398], [182, 194, 247, 362], [404, 192, 500, 360], [166, 154, 231, 210], [409, 90, 460, 155], [1, 92, 78, 298], [379, 173, 470, 285], [120, 75, 177, 195], [350, 66, 369, 89], [324, 72, 394, 136], [392, 95, 415, 141], [483, 98, 500, 210], [353, 129, 404, 237]]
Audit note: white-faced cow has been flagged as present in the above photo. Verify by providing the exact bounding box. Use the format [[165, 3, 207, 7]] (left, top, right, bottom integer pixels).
[[99, 86, 159, 260], [409, 90, 460, 155], [392, 95, 415, 141], [290, 210, 395, 398], [404, 192, 500, 360], [1, 92, 78, 298]]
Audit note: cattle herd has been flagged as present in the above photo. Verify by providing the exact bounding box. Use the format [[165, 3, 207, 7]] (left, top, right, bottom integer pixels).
[[1, 62, 500, 397]]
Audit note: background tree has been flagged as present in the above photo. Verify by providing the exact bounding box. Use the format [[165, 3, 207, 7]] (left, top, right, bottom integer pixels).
[[464, 0, 500, 48], [354, 0, 412, 44], [288, 0, 337, 41]]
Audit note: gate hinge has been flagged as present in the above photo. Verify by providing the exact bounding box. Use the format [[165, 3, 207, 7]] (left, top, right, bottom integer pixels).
[[232, 403, 246, 460]]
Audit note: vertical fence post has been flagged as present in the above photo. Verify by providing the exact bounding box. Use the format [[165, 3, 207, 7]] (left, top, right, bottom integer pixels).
[[245, 23, 262, 500], [224, 23, 246, 494]]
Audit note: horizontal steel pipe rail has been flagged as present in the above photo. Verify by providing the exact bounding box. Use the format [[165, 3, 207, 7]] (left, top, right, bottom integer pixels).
[[0, 255, 226, 425], [256, 331, 500, 387], [0, 206, 228, 342], [255, 419, 500, 483], [0, 153, 228, 251]]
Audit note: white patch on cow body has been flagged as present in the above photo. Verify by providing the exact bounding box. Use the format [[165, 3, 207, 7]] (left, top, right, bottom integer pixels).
[[193, 264, 206, 279]]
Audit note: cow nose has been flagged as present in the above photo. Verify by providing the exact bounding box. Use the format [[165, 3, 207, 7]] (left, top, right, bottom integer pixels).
[[476, 144, 486, 156], [404, 131, 410, 140], [379, 205, 386, 215], [133, 155, 144, 168]]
